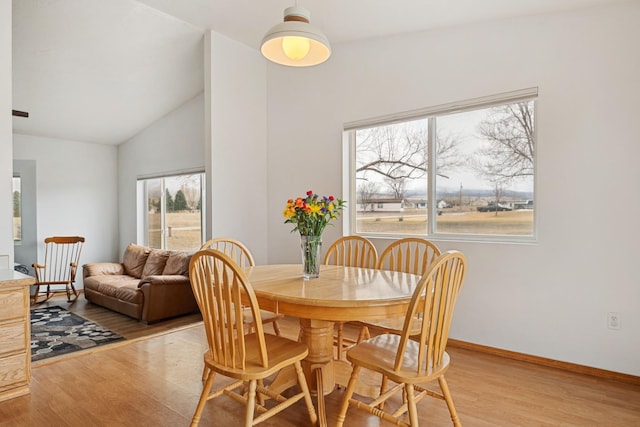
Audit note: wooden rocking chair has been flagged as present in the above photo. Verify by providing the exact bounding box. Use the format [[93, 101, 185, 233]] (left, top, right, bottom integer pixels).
[[32, 236, 85, 304]]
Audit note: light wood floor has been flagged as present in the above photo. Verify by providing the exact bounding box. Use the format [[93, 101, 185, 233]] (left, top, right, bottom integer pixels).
[[28, 294, 204, 368], [3, 295, 639, 426]]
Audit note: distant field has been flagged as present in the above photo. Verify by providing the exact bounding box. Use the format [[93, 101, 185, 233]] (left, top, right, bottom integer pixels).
[[148, 211, 202, 250], [144, 208, 533, 250], [357, 209, 533, 235]]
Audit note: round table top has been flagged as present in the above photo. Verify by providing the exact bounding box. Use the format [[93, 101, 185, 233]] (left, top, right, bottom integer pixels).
[[244, 264, 421, 322]]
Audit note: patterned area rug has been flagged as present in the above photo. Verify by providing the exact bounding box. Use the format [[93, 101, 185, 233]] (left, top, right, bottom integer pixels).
[[30, 306, 124, 361]]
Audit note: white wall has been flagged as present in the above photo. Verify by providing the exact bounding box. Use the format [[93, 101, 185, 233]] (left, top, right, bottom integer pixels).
[[12, 134, 119, 288], [266, 2, 640, 375], [0, 1, 12, 268], [205, 32, 268, 264], [118, 30, 270, 266], [118, 31, 269, 266], [118, 93, 205, 254]]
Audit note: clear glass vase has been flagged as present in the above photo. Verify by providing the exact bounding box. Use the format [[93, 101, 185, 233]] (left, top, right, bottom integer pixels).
[[300, 235, 322, 279]]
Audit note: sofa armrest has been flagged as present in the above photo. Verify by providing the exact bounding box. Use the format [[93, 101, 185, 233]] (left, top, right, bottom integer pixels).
[[137, 275, 198, 323], [83, 262, 125, 280]]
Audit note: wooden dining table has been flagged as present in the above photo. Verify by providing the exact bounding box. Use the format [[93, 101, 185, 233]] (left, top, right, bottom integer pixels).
[[243, 263, 422, 427]]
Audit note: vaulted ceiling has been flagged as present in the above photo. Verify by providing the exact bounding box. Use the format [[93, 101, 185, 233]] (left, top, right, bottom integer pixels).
[[11, 0, 627, 145]]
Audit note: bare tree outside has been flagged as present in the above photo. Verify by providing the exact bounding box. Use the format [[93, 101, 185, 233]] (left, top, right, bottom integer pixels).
[[384, 176, 406, 198], [357, 181, 378, 212], [355, 120, 427, 198], [356, 120, 465, 196], [435, 131, 466, 178], [492, 180, 507, 216], [473, 100, 535, 182]]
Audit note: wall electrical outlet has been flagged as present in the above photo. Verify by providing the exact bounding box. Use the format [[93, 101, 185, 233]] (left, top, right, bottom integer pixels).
[[607, 312, 621, 330]]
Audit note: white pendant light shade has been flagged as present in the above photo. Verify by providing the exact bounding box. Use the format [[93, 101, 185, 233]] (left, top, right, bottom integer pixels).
[[261, 6, 331, 67]]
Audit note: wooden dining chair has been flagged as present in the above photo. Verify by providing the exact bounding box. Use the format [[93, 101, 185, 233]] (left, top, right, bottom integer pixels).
[[200, 238, 283, 336], [199, 238, 284, 382], [336, 250, 467, 427], [357, 237, 442, 341], [188, 249, 318, 427], [32, 236, 85, 304], [323, 235, 378, 360]]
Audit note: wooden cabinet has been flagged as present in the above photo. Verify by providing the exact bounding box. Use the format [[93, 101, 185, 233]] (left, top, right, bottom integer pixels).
[[0, 270, 34, 402]]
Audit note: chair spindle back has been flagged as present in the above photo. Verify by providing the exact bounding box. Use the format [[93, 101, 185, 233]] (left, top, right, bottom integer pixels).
[[395, 250, 467, 374], [324, 235, 378, 268], [377, 237, 441, 276], [200, 238, 255, 268]]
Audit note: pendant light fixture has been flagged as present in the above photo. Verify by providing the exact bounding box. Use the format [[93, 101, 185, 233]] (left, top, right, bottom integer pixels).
[[261, 4, 331, 67]]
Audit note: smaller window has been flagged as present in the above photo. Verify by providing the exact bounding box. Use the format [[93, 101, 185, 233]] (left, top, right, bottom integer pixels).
[[139, 172, 205, 251], [12, 177, 21, 242]]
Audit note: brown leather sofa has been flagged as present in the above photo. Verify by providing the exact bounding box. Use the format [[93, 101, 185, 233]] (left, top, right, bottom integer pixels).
[[82, 244, 199, 323]]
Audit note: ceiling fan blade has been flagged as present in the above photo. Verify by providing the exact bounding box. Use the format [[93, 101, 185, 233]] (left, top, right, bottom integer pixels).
[[12, 109, 29, 118]]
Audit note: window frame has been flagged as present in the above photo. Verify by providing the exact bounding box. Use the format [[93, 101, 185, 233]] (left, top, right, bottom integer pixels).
[[344, 88, 538, 244]]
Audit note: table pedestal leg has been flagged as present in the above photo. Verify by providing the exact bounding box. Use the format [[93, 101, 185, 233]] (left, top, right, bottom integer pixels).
[[299, 318, 334, 427]]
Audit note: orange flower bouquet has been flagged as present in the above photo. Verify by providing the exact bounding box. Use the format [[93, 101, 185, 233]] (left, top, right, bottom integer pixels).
[[283, 190, 345, 278]]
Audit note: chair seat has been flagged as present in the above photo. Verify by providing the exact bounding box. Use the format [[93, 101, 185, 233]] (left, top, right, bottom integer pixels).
[[357, 314, 422, 336], [204, 333, 309, 380], [347, 333, 450, 385]]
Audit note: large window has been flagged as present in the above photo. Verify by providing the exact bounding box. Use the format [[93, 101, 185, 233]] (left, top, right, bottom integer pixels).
[[346, 89, 536, 241], [139, 172, 205, 250]]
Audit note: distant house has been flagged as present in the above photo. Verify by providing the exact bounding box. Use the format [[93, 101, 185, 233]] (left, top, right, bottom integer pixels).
[[357, 197, 404, 212], [437, 200, 450, 209], [394, 198, 448, 209], [511, 200, 534, 210], [404, 198, 427, 209]]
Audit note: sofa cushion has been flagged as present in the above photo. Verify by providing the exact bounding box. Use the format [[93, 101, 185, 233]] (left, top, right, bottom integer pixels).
[[142, 250, 170, 277], [162, 251, 190, 276], [123, 244, 150, 279], [83, 275, 143, 304]]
